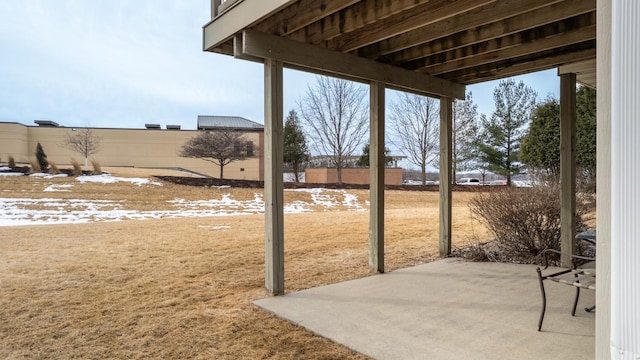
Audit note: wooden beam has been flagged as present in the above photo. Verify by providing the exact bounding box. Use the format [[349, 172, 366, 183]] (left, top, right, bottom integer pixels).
[[255, 0, 359, 37], [559, 58, 597, 89], [239, 29, 465, 99], [559, 72, 577, 268], [382, 0, 595, 65], [369, 81, 385, 273], [595, 1, 611, 356], [419, 19, 596, 75], [203, 0, 294, 51], [288, 0, 436, 45], [355, 0, 563, 59], [264, 59, 285, 295], [442, 45, 595, 84], [439, 97, 453, 257], [327, 0, 495, 52]]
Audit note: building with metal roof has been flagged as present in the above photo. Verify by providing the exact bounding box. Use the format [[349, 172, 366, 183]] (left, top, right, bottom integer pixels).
[[197, 115, 264, 131]]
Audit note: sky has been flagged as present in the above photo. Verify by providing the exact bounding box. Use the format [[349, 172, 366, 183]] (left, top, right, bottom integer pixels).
[[0, 1, 561, 130]]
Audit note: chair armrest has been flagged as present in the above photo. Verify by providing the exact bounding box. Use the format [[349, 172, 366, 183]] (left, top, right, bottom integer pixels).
[[538, 249, 596, 270]]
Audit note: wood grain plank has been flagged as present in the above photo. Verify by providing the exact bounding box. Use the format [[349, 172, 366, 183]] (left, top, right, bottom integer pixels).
[[381, 0, 595, 65], [355, 0, 563, 59], [254, 0, 359, 36], [419, 19, 596, 75], [440, 45, 595, 84], [326, 0, 495, 52], [287, 0, 434, 44], [240, 29, 465, 98]]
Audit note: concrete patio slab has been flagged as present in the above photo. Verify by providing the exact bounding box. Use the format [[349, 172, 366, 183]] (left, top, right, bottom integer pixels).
[[254, 258, 594, 360]]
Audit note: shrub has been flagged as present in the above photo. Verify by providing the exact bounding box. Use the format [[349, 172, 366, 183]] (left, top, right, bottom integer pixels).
[[469, 184, 591, 264], [29, 158, 41, 173], [70, 158, 83, 176], [89, 158, 102, 175], [35, 142, 49, 172], [49, 161, 60, 175], [8, 155, 15, 168]]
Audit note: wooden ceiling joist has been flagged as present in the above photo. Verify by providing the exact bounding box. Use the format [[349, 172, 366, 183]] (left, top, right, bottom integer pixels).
[[254, 0, 359, 37], [204, 0, 597, 87], [444, 45, 596, 84], [414, 14, 596, 75], [237, 29, 465, 99], [380, 0, 596, 65], [287, 0, 434, 45], [324, 0, 495, 52], [354, 0, 565, 59]]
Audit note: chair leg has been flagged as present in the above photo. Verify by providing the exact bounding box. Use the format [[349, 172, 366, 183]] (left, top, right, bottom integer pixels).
[[571, 286, 581, 316], [536, 267, 547, 331]]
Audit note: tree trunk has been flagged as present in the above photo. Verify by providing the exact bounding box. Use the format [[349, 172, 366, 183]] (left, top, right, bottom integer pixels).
[[337, 166, 343, 184], [293, 163, 300, 183], [421, 163, 426, 185], [220, 165, 224, 179]]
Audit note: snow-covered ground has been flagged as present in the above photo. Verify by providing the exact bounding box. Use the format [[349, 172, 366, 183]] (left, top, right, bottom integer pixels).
[[0, 174, 365, 226]]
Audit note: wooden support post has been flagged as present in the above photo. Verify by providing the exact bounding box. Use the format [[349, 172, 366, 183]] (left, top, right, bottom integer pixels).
[[595, 0, 611, 357], [212, 0, 221, 18], [264, 59, 284, 295], [560, 73, 577, 268], [369, 81, 385, 273], [439, 97, 453, 257]]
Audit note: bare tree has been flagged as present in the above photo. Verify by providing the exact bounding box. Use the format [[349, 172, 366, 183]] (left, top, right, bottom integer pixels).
[[298, 76, 368, 183], [180, 129, 255, 179], [388, 92, 439, 185], [452, 91, 479, 182], [61, 128, 102, 166]]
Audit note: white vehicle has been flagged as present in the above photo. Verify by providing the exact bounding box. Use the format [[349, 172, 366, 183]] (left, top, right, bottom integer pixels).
[[456, 177, 481, 185]]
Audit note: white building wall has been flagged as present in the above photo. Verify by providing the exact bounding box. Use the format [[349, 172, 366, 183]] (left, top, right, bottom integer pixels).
[[610, 0, 640, 358]]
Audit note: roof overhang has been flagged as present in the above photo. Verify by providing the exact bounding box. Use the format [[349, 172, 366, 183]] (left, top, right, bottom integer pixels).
[[204, 0, 596, 91]]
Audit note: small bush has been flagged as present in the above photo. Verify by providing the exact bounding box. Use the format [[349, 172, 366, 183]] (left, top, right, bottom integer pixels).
[[469, 184, 591, 264], [29, 158, 41, 173], [8, 155, 16, 168], [49, 161, 60, 175], [70, 158, 83, 176], [89, 158, 102, 175]]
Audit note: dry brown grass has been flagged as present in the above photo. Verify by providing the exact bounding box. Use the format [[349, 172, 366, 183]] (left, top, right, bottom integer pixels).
[[0, 168, 489, 359]]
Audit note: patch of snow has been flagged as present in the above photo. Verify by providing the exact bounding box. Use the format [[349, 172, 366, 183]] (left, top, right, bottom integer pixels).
[[286, 188, 360, 210], [0, 186, 366, 227], [0, 166, 12, 171], [283, 172, 305, 183], [76, 174, 162, 186], [29, 173, 68, 179], [342, 192, 365, 211], [44, 184, 74, 192], [284, 201, 312, 213], [198, 225, 231, 231], [0, 172, 24, 177]]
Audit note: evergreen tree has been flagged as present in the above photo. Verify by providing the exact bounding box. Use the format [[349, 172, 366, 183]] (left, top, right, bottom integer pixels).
[[35, 142, 49, 172], [356, 143, 393, 167], [576, 86, 596, 191], [520, 97, 561, 178], [476, 79, 537, 185], [452, 91, 479, 182], [283, 110, 309, 183]]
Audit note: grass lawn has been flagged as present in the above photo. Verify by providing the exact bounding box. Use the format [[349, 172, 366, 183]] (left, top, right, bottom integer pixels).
[[0, 168, 489, 359]]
